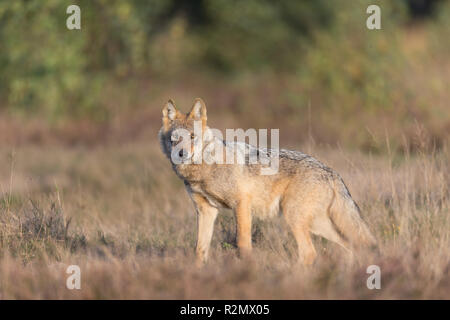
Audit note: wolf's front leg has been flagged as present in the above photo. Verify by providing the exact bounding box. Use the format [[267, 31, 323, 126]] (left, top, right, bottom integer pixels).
[[235, 198, 252, 258], [191, 193, 218, 265]]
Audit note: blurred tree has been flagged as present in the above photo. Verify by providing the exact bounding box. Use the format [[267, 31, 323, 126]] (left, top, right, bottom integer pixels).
[[405, 0, 443, 19]]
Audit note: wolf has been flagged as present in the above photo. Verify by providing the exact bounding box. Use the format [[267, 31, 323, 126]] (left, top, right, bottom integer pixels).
[[159, 98, 376, 265]]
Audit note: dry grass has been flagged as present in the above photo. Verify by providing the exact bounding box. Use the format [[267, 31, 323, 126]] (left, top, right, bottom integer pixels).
[[0, 133, 448, 299]]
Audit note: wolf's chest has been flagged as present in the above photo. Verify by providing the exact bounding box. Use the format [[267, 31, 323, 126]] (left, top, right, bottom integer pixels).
[[187, 183, 226, 209], [187, 181, 282, 219]]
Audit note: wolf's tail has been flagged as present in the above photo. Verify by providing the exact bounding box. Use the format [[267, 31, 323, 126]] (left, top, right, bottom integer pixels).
[[329, 178, 377, 248]]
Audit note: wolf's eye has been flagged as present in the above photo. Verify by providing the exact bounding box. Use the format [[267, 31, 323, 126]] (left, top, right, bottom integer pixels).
[[191, 133, 195, 139]]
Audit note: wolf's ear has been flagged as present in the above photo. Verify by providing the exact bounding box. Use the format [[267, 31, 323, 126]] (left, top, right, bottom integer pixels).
[[163, 99, 177, 120], [162, 99, 177, 131], [188, 98, 207, 122]]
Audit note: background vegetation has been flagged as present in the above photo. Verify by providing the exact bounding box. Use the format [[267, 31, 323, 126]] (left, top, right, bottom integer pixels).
[[0, 0, 448, 299], [0, 0, 448, 150]]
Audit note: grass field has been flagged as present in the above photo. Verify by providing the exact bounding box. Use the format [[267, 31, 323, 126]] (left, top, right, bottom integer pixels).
[[0, 134, 448, 299]]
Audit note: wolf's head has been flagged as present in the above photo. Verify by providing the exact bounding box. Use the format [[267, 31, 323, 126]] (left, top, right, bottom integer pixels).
[[159, 98, 211, 165]]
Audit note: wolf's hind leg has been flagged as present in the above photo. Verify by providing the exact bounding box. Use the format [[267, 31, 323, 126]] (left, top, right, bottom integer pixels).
[[289, 221, 317, 265], [283, 207, 317, 265], [191, 193, 218, 265], [311, 215, 351, 251], [311, 216, 353, 260]]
